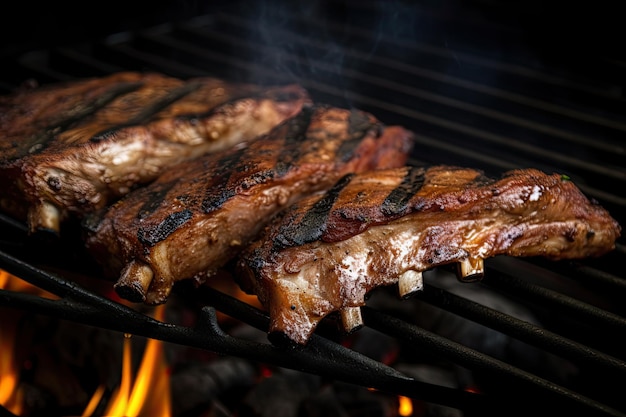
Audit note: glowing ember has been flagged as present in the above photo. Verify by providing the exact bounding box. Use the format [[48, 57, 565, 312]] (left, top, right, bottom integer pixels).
[[0, 269, 8, 288], [0, 317, 23, 415], [1, 268, 173, 416], [0, 270, 24, 415], [0, 268, 56, 298], [398, 395, 413, 416]]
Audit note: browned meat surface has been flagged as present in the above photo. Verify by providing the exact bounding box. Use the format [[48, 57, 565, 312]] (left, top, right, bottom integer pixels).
[[84, 105, 414, 305], [236, 165, 621, 344], [0, 71, 310, 234]]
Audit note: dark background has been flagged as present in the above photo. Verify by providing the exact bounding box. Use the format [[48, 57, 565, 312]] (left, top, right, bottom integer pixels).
[[1, 0, 624, 62]]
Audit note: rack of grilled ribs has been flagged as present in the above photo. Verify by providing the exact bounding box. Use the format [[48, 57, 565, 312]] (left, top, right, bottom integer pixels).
[[0, 72, 310, 235], [236, 165, 621, 345], [83, 104, 415, 305]]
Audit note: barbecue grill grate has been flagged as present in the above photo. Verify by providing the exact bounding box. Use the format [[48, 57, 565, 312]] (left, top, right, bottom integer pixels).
[[1, 1, 625, 416]]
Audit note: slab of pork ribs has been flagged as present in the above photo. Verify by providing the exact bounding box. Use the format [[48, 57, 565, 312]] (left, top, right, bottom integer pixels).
[[83, 104, 414, 304], [0, 71, 309, 234], [236, 165, 621, 345]]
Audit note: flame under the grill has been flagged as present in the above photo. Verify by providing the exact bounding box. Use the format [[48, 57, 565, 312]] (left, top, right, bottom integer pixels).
[[0, 1, 625, 416]]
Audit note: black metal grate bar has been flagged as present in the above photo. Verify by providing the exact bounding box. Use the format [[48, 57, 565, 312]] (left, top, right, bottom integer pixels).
[[362, 306, 625, 417], [483, 269, 626, 334], [416, 283, 626, 376], [1, 1, 624, 416], [9, 10, 622, 214], [0, 248, 486, 413]]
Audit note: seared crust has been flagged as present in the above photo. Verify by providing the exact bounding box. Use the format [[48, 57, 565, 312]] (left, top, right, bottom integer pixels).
[[84, 105, 414, 305], [236, 166, 621, 344], [0, 72, 310, 234]]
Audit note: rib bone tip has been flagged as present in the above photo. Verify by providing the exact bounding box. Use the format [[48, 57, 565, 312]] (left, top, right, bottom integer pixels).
[[457, 257, 485, 282], [398, 269, 423, 299], [341, 307, 363, 333], [114, 260, 154, 303], [28, 201, 61, 235], [114, 281, 147, 303]]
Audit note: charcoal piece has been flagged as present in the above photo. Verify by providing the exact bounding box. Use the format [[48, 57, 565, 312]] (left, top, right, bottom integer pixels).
[[170, 357, 257, 416], [241, 370, 321, 417], [298, 385, 349, 417], [410, 269, 579, 387]]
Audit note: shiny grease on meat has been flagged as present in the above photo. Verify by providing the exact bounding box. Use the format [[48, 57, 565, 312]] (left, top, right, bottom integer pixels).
[[84, 104, 414, 305], [237, 166, 621, 344], [0, 71, 310, 234]]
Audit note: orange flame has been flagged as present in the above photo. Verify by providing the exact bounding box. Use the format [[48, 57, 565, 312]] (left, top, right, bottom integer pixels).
[[2, 269, 173, 416], [0, 317, 23, 415], [87, 304, 171, 417], [0, 269, 8, 288], [398, 395, 413, 416], [0, 270, 24, 415], [0, 268, 57, 298], [81, 385, 106, 417]]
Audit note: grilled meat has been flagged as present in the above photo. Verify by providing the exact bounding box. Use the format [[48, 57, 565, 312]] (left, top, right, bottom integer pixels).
[[84, 104, 414, 305], [236, 165, 621, 344], [0, 71, 309, 234]]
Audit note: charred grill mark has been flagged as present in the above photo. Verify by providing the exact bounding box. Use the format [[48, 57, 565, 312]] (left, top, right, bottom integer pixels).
[[471, 173, 497, 188], [201, 147, 249, 213], [238, 170, 275, 191], [381, 166, 426, 216], [273, 173, 355, 250], [137, 209, 193, 247], [337, 110, 379, 162], [137, 181, 178, 220], [348, 109, 374, 137], [88, 129, 118, 143], [246, 246, 267, 274], [10, 81, 144, 159], [90, 81, 203, 142], [168, 91, 263, 122], [81, 207, 108, 235], [274, 106, 315, 176]]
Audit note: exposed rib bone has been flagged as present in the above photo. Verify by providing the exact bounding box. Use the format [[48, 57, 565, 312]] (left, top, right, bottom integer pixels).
[[341, 307, 363, 333], [398, 269, 423, 298], [238, 165, 621, 345], [28, 201, 60, 235], [114, 261, 154, 302], [457, 257, 485, 282]]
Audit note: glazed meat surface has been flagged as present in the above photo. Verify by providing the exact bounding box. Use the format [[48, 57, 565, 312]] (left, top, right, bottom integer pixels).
[[0, 71, 309, 234], [84, 104, 414, 305], [237, 165, 621, 344]]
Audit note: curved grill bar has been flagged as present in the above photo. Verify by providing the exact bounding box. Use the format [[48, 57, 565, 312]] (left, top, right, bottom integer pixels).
[[0, 247, 483, 412], [417, 283, 626, 375], [1, 1, 624, 416], [1, 244, 625, 417]]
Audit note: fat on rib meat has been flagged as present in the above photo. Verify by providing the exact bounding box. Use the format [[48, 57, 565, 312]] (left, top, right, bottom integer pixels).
[[0, 71, 310, 234], [83, 104, 414, 305], [236, 165, 621, 345]]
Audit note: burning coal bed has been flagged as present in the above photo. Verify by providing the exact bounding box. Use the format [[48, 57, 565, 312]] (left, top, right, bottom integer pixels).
[[1, 265, 577, 417], [0, 267, 423, 417]]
